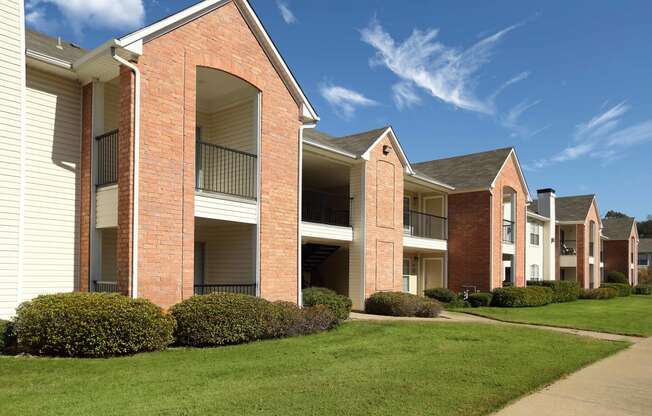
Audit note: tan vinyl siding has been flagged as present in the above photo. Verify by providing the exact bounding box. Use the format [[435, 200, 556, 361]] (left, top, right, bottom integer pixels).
[[0, 0, 24, 318], [348, 162, 364, 309], [96, 185, 118, 228], [100, 228, 117, 282], [195, 222, 256, 284], [103, 80, 120, 132], [198, 99, 256, 154], [22, 67, 80, 299]]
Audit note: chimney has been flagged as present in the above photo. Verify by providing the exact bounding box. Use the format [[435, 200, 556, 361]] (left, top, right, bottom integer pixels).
[[56, 36, 63, 50], [537, 188, 556, 219], [537, 188, 557, 280]]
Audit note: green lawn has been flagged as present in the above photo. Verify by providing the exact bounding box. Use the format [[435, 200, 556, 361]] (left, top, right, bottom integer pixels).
[[0, 321, 626, 416], [464, 295, 652, 336]]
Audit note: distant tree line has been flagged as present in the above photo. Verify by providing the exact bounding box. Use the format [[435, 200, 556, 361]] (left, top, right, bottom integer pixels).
[[604, 210, 652, 238]]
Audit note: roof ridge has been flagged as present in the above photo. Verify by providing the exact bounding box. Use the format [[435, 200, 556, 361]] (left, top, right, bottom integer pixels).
[[413, 146, 513, 166]]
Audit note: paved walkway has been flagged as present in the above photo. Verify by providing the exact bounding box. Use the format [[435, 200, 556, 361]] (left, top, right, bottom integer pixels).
[[494, 337, 652, 416]]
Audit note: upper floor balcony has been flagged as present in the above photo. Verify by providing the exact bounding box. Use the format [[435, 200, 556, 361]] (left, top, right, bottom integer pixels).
[[502, 219, 515, 244], [95, 129, 119, 187], [195, 140, 257, 200], [404, 210, 447, 240]]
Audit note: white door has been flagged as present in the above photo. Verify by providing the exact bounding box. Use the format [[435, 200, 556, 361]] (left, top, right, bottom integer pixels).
[[423, 196, 445, 239]]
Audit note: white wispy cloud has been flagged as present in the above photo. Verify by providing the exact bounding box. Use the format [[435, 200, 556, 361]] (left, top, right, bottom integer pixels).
[[392, 82, 421, 109], [528, 101, 652, 169], [489, 71, 530, 103], [319, 83, 379, 119], [26, 0, 144, 33], [276, 1, 296, 24], [500, 99, 546, 137], [360, 17, 524, 114]]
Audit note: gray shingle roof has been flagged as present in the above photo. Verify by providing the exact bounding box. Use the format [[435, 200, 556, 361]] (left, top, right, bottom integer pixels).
[[411, 147, 513, 191], [640, 238, 652, 253], [602, 217, 636, 240], [304, 127, 389, 156], [556, 195, 595, 222], [26, 29, 87, 63], [527, 200, 545, 216]]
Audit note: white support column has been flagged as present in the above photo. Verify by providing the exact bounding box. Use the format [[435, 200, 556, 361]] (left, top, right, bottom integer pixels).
[[90, 81, 105, 288]]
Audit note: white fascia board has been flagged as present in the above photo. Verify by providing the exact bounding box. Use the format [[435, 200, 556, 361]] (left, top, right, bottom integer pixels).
[[361, 127, 414, 174], [303, 139, 357, 160], [527, 211, 549, 222], [25, 49, 72, 69], [73, 39, 121, 69], [405, 173, 455, 192], [556, 220, 584, 225]]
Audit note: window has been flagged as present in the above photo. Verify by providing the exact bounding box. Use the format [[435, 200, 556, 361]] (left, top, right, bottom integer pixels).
[[640, 255, 649, 266], [529, 223, 540, 246], [529, 264, 540, 280]]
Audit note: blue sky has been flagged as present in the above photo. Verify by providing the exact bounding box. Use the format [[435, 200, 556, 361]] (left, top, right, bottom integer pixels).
[[26, 0, 652, 219]]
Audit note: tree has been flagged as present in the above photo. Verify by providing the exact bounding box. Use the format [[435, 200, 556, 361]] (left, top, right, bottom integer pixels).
[[638, 215, 652, 238], [605, 210, 629, 218]]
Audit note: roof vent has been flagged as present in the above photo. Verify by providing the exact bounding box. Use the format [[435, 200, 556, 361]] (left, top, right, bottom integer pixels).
[[56, 36, 63, 50]]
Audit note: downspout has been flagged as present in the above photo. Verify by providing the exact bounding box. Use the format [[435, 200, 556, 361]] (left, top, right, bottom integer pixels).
[[297, 122, 316, 306], [111, 47, 140, 299]]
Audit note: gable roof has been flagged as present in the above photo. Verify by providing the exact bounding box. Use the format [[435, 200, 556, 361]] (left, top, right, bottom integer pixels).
[[304, 127, 389, 157], [602, 217, 637, 240], [26, 29, 87, 64], [412, 147, 514, 191], [640, 238, 652, 253], [556, 195, 596, 222]]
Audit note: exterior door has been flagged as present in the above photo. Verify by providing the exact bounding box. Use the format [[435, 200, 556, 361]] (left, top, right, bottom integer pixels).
[[423, 258, 444, 290], [402, 258, 410, 293], [194, 242, 205, 287], [424, 196, 445, 239]]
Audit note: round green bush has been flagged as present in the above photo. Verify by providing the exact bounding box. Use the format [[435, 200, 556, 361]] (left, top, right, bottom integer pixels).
[[490, 286, 553, 307], [601, 283, 631, 297], [365, 292, 442, 317], [467, 292, 493, 308], [301, 305, 339, 333], [423, 287, 457, 303], [302, 287, 352, 321], [0, 319, 15, 353], [266, 301, 306, 338], [13, 293, 175, 357], [171, 293, 274, 347], [527, 280, 580, 303], [634, 285, 652, 295], [606, 271, 628, 284], [580, 287, 618, 299]]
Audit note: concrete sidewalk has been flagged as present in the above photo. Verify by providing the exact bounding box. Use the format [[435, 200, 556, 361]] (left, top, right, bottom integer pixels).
[[494, 337, 652, 416]]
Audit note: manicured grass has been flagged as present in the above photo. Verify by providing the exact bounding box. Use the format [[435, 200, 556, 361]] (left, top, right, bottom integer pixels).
[[0, 321, 625, 416], [465, 295, 652, 336]]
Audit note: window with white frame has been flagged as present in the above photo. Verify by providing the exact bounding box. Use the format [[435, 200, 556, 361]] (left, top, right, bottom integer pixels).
[[529, 222, 540, 246], [529, 264, 540, 280]]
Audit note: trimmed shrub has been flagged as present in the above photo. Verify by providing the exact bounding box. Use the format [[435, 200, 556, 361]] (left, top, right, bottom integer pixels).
[[490, 286, 553, 307], [601, 283, 631, 297], [423, 288, 457, 303], [445, 297, 471, 309], [0, 319, 16, 353], [467, 292, 493, 308], [301, 305, 339, 333], [416, 299, 444, 317], [365, 292, 442, 318], [527, 280, 580, 303], [639, 268, 650, 285], [266, 301, 306, 338], [606, 271, 628, 284], [634, 285, 652, 295], [13, 293, 175, 357], [302, 287, 352, 321], [171, 293, 274, 347], [580, 287, 618, 300]]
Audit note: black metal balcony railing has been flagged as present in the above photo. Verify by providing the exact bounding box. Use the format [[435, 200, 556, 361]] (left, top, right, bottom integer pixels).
[[404, 210, 447, 240], [302, 190, 351, 227], [95, 130, 118, 186], [196, 141, 257, 200], [560, 240, 577, 255], [194, 284, 257, 296], [93, 280, 119, 293], [502, 220, 515, 243]]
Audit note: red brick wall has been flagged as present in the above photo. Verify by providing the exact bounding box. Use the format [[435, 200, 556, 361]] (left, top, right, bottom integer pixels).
[[577, 224, 586, 287], [604, 240, 629, 276], [447, 191, 492, 292], [491, 155, 527, 289], [114, 1, 301, 308], [79, 84, 93, 292], [363, 135, 404, 297]]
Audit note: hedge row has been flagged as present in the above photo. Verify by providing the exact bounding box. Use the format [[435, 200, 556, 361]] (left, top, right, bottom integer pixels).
[[527, 280, 580, 303], [634, 285, 652, 295], [580, 287, 618, 300], [605, 271, 628, 284], [365, 292, 442, 317], [302, 287, 352, 321], [600, 283, 631, 297], [491, 287, 553, 307], [5, 291, 345, 358]]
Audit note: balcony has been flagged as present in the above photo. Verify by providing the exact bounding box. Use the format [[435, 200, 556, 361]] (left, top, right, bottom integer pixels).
[[502, 220, 515, 244], [404, 210, 447, 240], [194, 283, 257, 296], [302, 190, 351, 227], [561, 240, 577, 256], [196, 140, 257, 200], [93, 280, 119, 293], [95, 129, 118, 187]]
